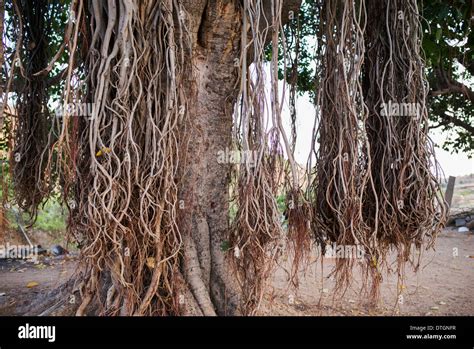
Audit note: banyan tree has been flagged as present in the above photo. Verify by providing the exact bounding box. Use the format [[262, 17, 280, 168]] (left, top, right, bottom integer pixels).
[[0, 0, 447, 316]]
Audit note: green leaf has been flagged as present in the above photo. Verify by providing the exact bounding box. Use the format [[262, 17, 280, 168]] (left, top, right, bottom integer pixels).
[[435, 27, 443, 43]]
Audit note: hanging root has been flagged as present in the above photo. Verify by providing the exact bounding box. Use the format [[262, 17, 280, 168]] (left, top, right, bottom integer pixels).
[[361, 0, 447, 302], [308, 0, 447, 304], [10, 0, 56, 220], [230, 162, 283, 315], [309, 0, 371, 295], [285, 188, 312, 287], [60, 0, 192, 315], [229, 0, 287, 315]]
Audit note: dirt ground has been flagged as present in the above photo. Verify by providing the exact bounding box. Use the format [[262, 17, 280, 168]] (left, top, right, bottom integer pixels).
[[0, 227, 473, 316], [0, 255, 75, 315], [263, 227, 474, 316]]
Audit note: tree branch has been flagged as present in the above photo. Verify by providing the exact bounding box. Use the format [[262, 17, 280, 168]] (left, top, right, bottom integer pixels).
[[1, 68, 67, 94], [430, 66, 474, 104], [437, 112, 474, 136]]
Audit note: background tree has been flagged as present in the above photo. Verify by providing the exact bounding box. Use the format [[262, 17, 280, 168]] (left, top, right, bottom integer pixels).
[[423, 0, 474, 156]]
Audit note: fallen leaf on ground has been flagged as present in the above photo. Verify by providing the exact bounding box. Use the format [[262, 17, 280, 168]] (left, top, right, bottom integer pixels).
[[26, 282, 39, 288]]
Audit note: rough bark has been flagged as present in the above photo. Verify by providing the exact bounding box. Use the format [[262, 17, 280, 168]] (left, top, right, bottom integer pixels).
[[179, 0, 242, 316], [178, 0, 302, 316], [174, 0, 301, 316]]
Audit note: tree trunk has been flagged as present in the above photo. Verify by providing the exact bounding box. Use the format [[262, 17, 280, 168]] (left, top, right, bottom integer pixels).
[[177, 0, 301, 316], [178, 0, 242, 316]]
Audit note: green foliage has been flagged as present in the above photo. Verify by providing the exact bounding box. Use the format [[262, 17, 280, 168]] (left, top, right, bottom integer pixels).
[[266, 0, 319, 102], [422, 0, 472, 69], [276, 194, 287, 215], [32, 199, 67, 232], [6, 198, 66, 232], [422, 0, 474, 156]]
